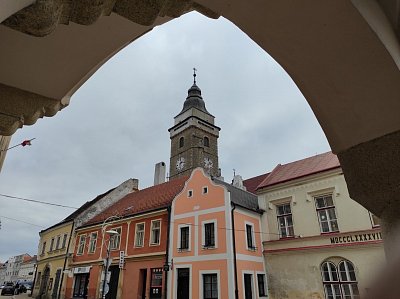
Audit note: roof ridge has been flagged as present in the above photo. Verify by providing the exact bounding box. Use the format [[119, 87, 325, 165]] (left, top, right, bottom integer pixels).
[[256, 163, 281, 189], [250, 152, 340, 191]]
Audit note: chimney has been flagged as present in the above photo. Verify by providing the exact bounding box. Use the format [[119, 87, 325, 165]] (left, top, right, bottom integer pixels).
[[154, 162, 166, 185]]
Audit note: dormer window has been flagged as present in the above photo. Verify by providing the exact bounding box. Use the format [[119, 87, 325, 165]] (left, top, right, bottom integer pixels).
[[179, 137, 184, 148]]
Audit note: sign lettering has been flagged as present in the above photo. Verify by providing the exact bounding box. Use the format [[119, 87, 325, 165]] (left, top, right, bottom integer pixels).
[[330, 232, 382, 244]]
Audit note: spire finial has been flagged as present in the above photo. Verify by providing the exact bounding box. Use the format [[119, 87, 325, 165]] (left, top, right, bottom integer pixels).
[[193, 67, 197, 84]]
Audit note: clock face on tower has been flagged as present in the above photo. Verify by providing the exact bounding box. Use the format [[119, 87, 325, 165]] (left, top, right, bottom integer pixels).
[[203, 157, 213, 169], [176, 157, 185, 171]]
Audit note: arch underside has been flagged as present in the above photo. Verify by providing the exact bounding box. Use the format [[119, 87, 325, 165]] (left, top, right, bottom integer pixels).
[[0, 0, 399, 220]]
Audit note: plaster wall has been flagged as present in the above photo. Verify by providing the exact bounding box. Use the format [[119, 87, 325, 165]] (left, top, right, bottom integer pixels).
[[33, 257, 65, 299], [0, 265, 6, 285], [18, 261, 35, 281], [74, 178, 138, 228], [170, 260, 229, 299], [122, 258, 166, 299], [260, 170, 376, 242], [265, 245, 385, 299]]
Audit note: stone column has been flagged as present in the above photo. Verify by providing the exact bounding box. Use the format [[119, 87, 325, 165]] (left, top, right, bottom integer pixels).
[[0, 135, 12, 171], [338, 130, 400, 259]]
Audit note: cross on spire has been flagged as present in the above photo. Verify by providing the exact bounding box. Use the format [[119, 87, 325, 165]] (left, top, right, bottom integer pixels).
[[193, 67, 197, 84]]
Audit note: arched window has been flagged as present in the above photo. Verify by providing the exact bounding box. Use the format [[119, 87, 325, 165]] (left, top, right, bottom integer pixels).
[[321, 262, 340, 298], [179, 137, 184, 148], [203, 136, 209, 147], [338, 261, 359, 298], [321, 260, 360, 299]]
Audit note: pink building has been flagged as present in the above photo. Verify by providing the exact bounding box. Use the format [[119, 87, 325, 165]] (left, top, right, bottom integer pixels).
[[167, 168, 267, 299]]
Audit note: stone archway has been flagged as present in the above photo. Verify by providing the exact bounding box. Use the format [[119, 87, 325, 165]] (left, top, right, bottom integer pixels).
[[0, 0, 399, 255]]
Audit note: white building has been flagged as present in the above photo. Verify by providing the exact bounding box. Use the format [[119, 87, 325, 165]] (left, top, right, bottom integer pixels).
[[244, 152, 386, 299], [18, 255, 36, 283], [0, 262, 7, 285], [4, 254, 31, 283]]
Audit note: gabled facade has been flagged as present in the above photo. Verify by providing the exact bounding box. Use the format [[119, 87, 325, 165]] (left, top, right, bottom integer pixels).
[[244, 152, 385, 299], [65, 176, 188, 299], [32, 179, 137, 299], [168, 168, 266, 299]]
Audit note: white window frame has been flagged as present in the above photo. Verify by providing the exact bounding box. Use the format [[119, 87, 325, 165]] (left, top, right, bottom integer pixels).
[[276, 202, 294, 238], [178, 224, 191, 252], [314, 193, 339, 233], [149, 219, 162, 246], [201, 219, 217, 249], [369, 212, 380, 228], [61, 234, 68, 249], [55, 235, 61, 250], [256, 271, 268, 298], [188, 190, 193, 198], [245, 222, 256, 251], [199, 270, 220, 299], [49, 237, 55, 252], [134, 222, 145, 248], [174, 265, 192, 299], [321, 260, 360, 299], [202, 186, 208, 195], [109, 227, 122, 250], [88, 232, 98, 253], [41, 242, 46, 255], [242, 271, 255, 299], [77, 234, 86, 255]]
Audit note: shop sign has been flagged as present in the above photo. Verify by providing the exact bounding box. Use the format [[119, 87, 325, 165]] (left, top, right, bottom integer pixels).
[[330, 232, 382, 244], [73, 266, 91, 274]]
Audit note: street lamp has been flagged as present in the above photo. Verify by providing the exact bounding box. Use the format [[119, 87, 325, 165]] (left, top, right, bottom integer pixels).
[[102, 229, 119, 299]]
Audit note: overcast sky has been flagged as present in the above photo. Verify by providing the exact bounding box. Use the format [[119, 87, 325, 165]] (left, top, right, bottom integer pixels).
[[0, 12, 330, 262]]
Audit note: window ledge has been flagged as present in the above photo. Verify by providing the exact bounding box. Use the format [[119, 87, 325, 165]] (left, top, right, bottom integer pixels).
[[320, 231, 340, 236], [246, 246, 258, 252], [279, 236, 295, 240], [202, 245, 217, 250], [149, 243, 160, 247], [177, 248, 190, 253]]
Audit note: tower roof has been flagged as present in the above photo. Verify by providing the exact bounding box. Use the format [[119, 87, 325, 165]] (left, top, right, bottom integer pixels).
[[178, 82, 210, 115]]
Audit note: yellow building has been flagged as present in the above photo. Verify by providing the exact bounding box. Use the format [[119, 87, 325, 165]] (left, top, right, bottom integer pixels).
[[33, 220, 74, 299], [32, 179, 138, 299], [244, 152, 385, 299]]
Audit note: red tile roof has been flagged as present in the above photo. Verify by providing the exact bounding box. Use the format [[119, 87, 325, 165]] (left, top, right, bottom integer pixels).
[[243, 173, 270, 194], [84, 176, 188, 226], [253, 152, 340, 191]]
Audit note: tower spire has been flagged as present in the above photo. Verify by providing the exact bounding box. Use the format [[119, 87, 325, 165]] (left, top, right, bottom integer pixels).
[[193, 67, 197, 84]]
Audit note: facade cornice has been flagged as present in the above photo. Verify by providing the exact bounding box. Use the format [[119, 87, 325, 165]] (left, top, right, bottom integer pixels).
[[39, 219, 73, 235], [261, 170, 343, 200], [76, 209, 168, 232]]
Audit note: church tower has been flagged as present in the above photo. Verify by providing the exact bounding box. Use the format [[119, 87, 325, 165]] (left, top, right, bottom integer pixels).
[[169, 70, 220, 179]]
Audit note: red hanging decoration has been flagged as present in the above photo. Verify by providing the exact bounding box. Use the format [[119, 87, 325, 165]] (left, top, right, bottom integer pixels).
[[21, 140, 32, 147]]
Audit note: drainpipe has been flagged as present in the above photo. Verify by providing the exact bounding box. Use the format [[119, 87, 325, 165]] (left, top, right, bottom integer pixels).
[[58, 222, 75, 299], [164, 206, 172, 299], [231, 203, 239, 299]]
